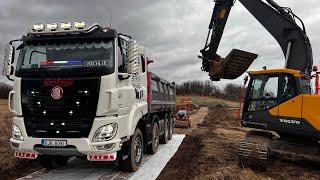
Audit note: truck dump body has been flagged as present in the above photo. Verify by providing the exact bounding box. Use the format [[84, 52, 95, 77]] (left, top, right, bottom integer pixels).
[[147, 72, 176, 113]]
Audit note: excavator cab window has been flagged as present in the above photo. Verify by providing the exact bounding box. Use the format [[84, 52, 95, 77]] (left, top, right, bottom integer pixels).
[[246, 75, 279, 112], [301, 78, 312, 94], [280, 74, 296, 103]]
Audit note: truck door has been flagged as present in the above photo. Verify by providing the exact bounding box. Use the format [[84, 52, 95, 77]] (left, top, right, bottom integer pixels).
[[277, 73, 302, 125]]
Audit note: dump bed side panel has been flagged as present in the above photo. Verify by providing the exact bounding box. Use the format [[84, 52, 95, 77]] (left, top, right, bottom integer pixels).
[[147, 72, 176, 113]]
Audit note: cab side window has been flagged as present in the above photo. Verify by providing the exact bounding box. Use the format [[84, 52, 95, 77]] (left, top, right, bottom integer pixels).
[[118, 38, 128, 73], [280, 74, 296, 102], [117, 45, 124, 73], [247, 75, 279, 111]]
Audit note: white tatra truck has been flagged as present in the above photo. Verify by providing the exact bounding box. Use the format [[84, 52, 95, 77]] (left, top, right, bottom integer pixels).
[[3, 22, 176, 172]]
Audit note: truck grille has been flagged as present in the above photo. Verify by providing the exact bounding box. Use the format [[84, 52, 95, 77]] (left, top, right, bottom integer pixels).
[[21, 77, 100, 138]]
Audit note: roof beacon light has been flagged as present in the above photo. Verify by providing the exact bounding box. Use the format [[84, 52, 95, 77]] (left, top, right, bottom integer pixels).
[[74, 21, 86, 29], [60, 22, 72, 30], [47, 23, 58, 31], [33, 23, 45, 31]]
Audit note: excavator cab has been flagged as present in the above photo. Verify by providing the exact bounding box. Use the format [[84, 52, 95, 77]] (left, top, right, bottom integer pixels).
[[241, 69, 319, 138]]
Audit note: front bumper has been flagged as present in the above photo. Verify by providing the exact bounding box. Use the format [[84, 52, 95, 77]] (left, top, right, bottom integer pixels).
[[10, 137, 122, 156], [10, 114, 132, 158]]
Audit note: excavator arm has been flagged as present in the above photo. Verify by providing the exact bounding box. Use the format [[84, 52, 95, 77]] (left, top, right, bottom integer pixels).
[[200, 0, 234, 65], [200, 0, 313, 81]]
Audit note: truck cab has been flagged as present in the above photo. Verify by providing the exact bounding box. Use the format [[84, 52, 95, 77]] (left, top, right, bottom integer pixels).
[[3, 22, 176, 172]]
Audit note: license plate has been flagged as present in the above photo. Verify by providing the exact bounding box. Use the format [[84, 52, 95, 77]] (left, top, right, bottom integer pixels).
[[41, 139, 67, 147]]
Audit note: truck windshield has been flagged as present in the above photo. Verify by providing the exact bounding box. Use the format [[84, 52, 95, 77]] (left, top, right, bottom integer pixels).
[[16, 40, 114, 77]]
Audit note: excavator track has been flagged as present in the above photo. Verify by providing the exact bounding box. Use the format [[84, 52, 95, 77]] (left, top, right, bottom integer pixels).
[[238, 131, 273, 168]]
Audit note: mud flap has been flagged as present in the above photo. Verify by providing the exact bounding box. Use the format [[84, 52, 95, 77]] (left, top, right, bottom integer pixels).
[[209, 49, 258, 80]]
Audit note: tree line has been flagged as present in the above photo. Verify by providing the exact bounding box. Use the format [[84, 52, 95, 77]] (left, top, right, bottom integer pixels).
[[176, 80, 244, 101]]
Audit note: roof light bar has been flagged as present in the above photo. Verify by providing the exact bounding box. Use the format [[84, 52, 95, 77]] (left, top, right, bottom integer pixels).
[[74, 21, 86, 29], [33, 23, 45, 31], [32, 21, 89, 32], [60, 22, 72, 30], [46, 23, 58, 31]]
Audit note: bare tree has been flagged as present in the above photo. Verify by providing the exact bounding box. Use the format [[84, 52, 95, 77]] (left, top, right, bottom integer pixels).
[[176, 80, 244, 102], [223, 83, 243, 101]]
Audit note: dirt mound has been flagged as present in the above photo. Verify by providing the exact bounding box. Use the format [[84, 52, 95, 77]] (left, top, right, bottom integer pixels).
[[158, 107, 320, 180]]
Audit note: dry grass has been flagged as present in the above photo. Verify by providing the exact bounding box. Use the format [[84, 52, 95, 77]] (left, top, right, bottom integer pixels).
[[177, 95, 239, 107], [0, 100, 34, 175], [0, 112, 19, 173]]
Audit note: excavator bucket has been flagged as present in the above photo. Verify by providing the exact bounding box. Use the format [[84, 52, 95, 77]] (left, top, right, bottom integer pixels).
[[209, 49, 258, 80]]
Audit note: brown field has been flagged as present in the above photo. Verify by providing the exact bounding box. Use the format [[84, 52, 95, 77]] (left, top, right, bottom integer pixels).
[[0, 99, 9, 112], [0, 100, 40, 180], [177, 95, 239, 108], [158, 106, 320, 180]]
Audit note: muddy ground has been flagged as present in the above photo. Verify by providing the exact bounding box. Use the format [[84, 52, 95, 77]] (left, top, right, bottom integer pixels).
[[158, 107, 320, 180], [3, 104, 320, 179]]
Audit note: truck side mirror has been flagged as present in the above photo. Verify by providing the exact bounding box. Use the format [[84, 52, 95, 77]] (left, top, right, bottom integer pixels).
[[127, 40, 139, 74], [2, 44, 15, 76]]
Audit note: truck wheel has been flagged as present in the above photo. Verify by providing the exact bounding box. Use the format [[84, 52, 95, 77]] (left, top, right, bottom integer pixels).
[[119, 128, 143, 172], [160, 114, 169, 144], [168, 114, 173, 140], [38, 155, 69, 169], [147, 122, 160, 154]]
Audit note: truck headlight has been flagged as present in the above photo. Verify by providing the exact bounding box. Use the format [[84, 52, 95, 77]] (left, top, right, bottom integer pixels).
[[93, 123, 118, 142], [12, 124, 23, 141]]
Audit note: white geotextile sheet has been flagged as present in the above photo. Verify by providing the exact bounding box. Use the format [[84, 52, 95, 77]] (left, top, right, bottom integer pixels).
[[18, 134, 185, 180]]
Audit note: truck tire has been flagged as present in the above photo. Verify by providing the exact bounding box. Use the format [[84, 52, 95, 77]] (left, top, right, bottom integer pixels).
[[160, 114, 169, 144], [38, 155, 69, 169], [147, 121, 160, 154], [119, 128, 143, 172], [168, 113, 173, 140]]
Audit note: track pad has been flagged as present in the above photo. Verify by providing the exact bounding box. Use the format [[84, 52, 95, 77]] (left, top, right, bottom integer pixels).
[[209, 49, 258, 80]]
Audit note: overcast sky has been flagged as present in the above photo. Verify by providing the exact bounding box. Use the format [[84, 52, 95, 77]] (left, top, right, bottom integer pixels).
[[0, 0, 320, 87]]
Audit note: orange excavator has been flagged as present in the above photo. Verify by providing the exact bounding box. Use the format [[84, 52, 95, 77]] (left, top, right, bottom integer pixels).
[[200, 0, 320, 168]]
